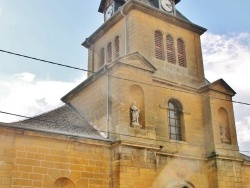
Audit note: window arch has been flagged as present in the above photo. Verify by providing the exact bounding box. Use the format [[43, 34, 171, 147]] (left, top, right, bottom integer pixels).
[[177, 38, 186, 67], [107, 42, 112, 63], [168, 100, 183, 141], [100, 47, 105, 67], [154, 30, 164, 60], [166, 34, 175, 64], [114, 36, 120, 58], [54, 177, 75, 188]]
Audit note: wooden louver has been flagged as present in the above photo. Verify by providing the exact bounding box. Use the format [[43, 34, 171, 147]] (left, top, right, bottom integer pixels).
[[107, 42, 112, 63], [100, 48, 105, 67], [166, 35, 175, 64], [177, 38, 186, 67], [115, 36, 120, 58], [154, 31, 163, 60]]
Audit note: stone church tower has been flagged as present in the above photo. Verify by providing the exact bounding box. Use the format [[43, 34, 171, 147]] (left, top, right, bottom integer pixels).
[[61, 0, 245, 187], [1, 0, 250, 187]]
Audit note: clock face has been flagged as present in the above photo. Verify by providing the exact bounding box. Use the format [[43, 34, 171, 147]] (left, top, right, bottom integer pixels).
[[161, 0, 173, 12], [105, 4, 114, 21]]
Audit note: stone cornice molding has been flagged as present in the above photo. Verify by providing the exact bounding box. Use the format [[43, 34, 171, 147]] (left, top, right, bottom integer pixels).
[[83, 0, 206, 48]]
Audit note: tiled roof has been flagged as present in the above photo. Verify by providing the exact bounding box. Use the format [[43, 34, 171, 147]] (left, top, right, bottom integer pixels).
[[1, 105, 108, 141]]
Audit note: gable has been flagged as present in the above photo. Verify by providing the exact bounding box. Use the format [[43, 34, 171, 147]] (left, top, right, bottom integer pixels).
[[206, 79, 236, 96], [116, 52, 157, 72]]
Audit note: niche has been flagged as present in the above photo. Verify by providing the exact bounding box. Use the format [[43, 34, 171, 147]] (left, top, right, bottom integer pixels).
[[218, 107, 231, 144], [129, 85, 145, 128]]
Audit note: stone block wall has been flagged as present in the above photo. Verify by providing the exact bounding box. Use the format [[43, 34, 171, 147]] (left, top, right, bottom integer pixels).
[[0, 126, 111, 188], [125, 9, 205, 87], [70, 74, 108, 134], [242, 164, 250, 187], [112, 144, 209, 188], [0, 127, 15, 188], [216, 159, 242, 188]]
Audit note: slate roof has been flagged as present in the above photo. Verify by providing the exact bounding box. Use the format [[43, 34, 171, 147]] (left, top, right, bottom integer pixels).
[[176, 9, 190, 22], [241, 153, 250, 162], [0, 105, 108, 141]]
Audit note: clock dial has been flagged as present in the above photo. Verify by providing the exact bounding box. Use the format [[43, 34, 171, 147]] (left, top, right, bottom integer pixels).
[[161, 0, 173, 12], [105, 4, 114, 21]]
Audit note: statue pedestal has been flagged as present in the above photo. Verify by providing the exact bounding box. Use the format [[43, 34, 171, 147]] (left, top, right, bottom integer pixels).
[[131, 123, 142, 129]]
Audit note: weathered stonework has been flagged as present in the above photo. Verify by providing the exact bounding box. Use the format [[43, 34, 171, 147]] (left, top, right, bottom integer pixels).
[[1, 0, 250, 187]]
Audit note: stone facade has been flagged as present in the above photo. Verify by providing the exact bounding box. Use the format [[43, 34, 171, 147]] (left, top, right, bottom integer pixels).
[[0, 126, 111, 188], [1, 0, 250, 187]]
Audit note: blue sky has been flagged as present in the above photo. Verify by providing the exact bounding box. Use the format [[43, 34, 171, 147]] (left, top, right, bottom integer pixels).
[[0, 1, 250, 153], [178, 0, 250, 34]]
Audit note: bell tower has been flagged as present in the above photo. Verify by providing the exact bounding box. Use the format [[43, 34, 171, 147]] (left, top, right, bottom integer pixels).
[[62, 1, 243, 187], [99, 0, 181, 21]]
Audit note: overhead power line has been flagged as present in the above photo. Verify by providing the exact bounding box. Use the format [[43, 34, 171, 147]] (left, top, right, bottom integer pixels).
[[0, 109, 249, 154], [0, 49, 93, 73], [0, 49, 250, 106]]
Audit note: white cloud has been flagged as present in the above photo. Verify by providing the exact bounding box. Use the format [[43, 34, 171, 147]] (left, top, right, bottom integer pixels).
[[13, 72, 35, 82], [202, 32, 250, 152], [0, 73, 85, 123], [202, 32, 250, 93], [236, 117, 250, 143]]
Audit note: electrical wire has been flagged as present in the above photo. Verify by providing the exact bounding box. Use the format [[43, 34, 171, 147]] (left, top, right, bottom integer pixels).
[[0, 49, 94, 74], [0, 110, 57, 123], [0, 49, 250, 106], [1, 49, 250, 106], [0, 109, 249, 154], [0, 49, 250, 153]]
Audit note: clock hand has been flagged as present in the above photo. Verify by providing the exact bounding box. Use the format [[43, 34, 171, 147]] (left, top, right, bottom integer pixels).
[[165, 3, 171, 8]]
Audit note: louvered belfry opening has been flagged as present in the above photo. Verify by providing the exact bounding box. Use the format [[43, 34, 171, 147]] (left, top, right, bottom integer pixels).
[[100, 48, 105, 67], [107, 42, 112, 63], [177, 38, 186, 67], [154, 31, 164, 60], [166, 34, 175, 64], [114, 36, 120, 58]]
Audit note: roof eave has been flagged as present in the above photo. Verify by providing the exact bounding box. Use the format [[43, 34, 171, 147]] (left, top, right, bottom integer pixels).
[[199, 78, 236, 96], [61, 67, 107, 102], [175, 0, 181, 4], [83, 0, 206, 48]]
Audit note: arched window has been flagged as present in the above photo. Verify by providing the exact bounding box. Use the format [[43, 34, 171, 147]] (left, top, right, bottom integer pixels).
[[100, 47, 105, 67], [154, 30, 164, 60], [166, 34, 175, 64], [168, 100, 183, 141], [177, 38, 186, 67], [114, 36, 120, 58], [107, 42, 112, 63]]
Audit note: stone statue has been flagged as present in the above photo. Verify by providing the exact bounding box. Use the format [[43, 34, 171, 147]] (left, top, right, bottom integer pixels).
[[220, 124, 229, 143], [131, 101, 141, 128]]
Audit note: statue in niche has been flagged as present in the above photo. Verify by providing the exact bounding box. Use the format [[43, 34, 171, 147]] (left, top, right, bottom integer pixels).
[[130, 101, 141, 128], [220, 124, 229, 143]]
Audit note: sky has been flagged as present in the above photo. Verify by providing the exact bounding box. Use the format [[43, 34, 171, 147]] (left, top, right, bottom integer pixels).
[[0, 0, 250, 153]]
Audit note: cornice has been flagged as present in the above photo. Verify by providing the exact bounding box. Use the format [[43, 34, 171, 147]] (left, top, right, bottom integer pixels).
[[61, 67, 107, 102], [199, 78, 236, 96], [83, 0, 206, 48]]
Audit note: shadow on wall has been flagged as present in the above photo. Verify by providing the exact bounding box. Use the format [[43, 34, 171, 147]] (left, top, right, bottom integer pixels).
[[54, 177, 75, 188]]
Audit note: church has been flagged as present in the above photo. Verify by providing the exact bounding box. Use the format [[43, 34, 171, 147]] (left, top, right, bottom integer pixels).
[[1, 0, 250, 187]]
